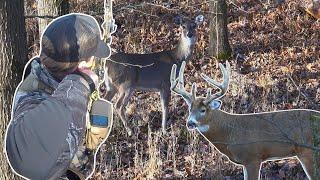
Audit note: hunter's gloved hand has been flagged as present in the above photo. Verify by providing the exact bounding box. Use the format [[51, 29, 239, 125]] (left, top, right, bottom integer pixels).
[[86, 99, 113, 150]]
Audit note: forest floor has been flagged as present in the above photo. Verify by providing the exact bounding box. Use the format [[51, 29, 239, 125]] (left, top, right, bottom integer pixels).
[[25, 0, 320, 179]]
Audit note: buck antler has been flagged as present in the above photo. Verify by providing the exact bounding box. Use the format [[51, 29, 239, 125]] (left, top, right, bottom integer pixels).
[[171, 61, 231, 106], [170, 61, 196, 106], [201, 61, 231, 104]]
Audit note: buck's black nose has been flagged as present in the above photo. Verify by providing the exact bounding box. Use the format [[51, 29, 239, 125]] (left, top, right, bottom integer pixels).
[[187, 121, 197, 129]]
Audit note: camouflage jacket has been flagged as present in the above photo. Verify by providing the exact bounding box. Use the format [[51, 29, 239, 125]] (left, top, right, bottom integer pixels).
[[5, 58, 90, 179]]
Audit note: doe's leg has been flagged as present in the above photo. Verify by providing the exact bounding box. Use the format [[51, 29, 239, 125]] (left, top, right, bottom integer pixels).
[[243, 161, 261, 180], [115, 90, 131, 136], [105, 82, 118, 101], [119, 88, 134, 136], [160, 90, 171, 133], [115, 90, 125, 110]]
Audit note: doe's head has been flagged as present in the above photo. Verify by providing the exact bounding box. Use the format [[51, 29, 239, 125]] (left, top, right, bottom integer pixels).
[[170, 61, 231, 133], [173, 15, 204, 43]]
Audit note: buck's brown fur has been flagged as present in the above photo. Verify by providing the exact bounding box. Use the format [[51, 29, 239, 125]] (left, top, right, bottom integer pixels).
[[171, 61, 320, 180], [195, 107, 317, 179]]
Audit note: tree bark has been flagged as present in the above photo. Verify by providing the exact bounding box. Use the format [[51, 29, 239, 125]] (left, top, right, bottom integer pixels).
[[0, 0, 27, 179], [102, 0, 115, 44], [37, 0, 70, 35], [208, 0, 232, 60]]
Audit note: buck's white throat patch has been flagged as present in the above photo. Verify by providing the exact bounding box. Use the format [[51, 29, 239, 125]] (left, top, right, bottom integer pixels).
[[197, 125, 209, 132]]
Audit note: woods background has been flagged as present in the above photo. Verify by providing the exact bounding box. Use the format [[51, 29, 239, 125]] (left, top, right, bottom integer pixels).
[[1, 0, 319, 179]]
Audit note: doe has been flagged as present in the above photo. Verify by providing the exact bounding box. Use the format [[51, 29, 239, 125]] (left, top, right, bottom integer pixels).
[[105, 15, 204, 135]]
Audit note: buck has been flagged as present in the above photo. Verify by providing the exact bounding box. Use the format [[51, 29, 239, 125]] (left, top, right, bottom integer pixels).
[[170, 61, 320, 180], [105, 15, 204, 135]]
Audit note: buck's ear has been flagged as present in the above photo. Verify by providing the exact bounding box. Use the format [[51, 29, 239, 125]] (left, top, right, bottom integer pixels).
[[174, 16, 183, 25], [195, 15, 204, 25], [208, 100, 222, 110]]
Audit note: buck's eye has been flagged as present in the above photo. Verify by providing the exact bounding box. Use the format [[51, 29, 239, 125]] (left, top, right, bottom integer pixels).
[[182, 25, 186, 29], [200, 108, 206, 114]]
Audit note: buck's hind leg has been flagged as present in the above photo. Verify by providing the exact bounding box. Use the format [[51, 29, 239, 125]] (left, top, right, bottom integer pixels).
[[160, 90, 171, 133], [297, 150, 314, 180], [119, 88, 134, 136], [243, 161, 261, 180]]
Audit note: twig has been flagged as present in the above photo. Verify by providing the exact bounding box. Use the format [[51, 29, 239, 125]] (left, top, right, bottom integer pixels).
[[25, 15, 59, 19], [228, 1, 250, 14], [106, 58, 154, 68], [287, 74, 316, 106], [121, 7, 159, 18], [143, 2, 180, 12], [25, 12, 105, 19], [25, 1, 217, 20]]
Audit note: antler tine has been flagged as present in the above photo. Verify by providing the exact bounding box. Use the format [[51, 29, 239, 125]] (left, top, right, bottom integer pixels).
[[191, 83, 197, 100], [206, 88, 212, 99], [201, 61, 231, 104], [170, 61, 195, 106]]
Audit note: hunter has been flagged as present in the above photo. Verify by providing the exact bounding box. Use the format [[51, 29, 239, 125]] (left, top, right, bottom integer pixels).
[[4, 13, 113, 179]]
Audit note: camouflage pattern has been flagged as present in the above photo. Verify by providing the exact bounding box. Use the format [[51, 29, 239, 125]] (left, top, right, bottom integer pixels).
[[6, 58, 92, 179]]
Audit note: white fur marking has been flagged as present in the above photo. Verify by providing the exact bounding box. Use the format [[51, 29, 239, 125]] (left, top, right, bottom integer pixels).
[[197, 125, 209, 132], [243, 166, 248, 180], [187, 114, 198, 124], [176, 35, 192, 60]]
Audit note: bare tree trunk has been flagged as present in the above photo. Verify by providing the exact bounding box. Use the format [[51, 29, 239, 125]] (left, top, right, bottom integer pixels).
[[37, 0, 69, 35], [102, 0, 115, 44], [208, 0, 232, 60], [0, 0, 27, 179]]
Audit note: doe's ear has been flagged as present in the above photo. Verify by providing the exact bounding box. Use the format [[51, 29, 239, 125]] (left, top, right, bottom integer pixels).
[[174, 16, 183, 25], [208, 100, 222, 110], [195, 15, 204, 25]]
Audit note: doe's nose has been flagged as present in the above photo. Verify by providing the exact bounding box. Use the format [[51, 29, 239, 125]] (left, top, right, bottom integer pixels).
[[187, 33, 194, 38]]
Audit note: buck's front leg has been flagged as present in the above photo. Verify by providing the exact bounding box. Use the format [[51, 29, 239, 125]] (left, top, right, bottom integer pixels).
[[160, 90, 171, 133], [297, 149, 314, 180], [243, 161, 261, 180]]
